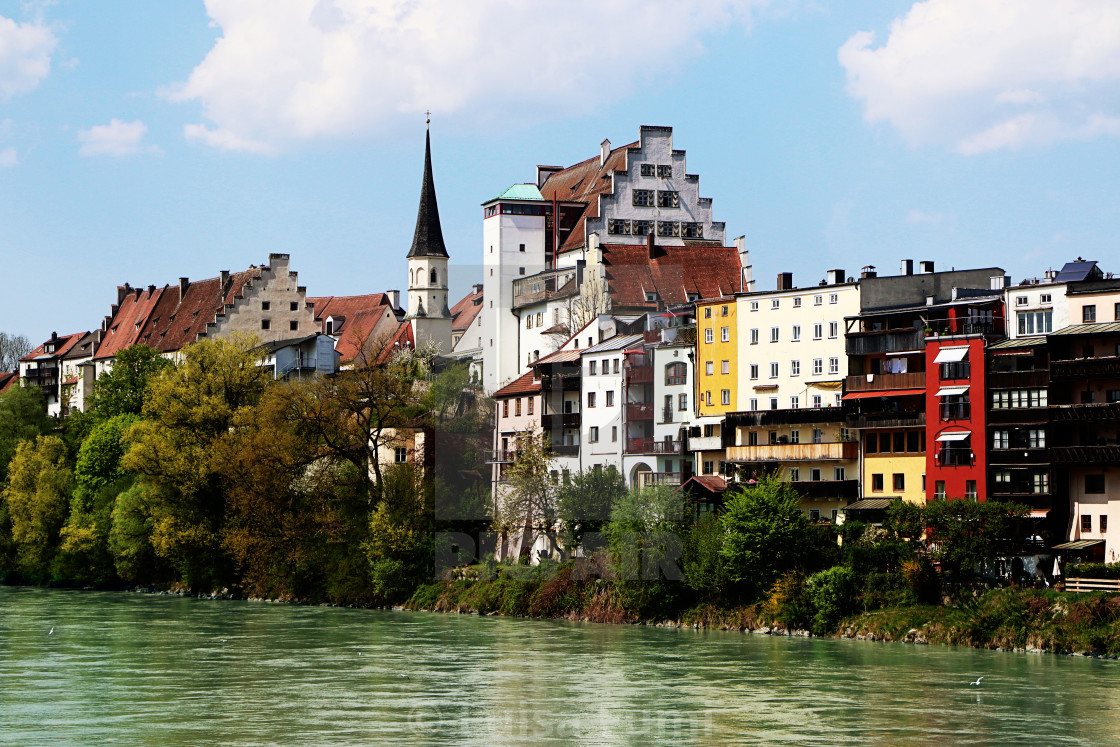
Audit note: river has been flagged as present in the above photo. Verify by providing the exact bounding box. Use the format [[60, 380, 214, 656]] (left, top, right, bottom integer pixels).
[[1, 586, 1117, 745]]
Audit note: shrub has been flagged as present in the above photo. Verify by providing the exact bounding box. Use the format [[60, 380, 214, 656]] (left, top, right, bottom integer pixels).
[[806, 566, 857, 634], [1066, 562, 1120, 579], [763, 571, 812, 630]]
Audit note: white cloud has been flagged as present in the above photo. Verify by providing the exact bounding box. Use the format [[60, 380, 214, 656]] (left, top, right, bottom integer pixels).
[[906, 209, 942, 224], [839, 0, 1120, 153], [78, 119, 161, 157], [168, 0, 777, 152], [0, 147, 17, 167], [0, 13, 56, 100]]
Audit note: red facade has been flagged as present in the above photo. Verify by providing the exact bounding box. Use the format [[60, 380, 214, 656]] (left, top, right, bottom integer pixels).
[[926, 336, 989, 501]]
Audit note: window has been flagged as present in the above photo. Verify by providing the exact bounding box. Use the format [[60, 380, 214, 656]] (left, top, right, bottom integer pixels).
[[812, 358, 823, 375], [771, 299, 780, 310], [770, 327, 779, 343], [991, 389, 1048, 408], [721, 327, 730, 342], [828, 322, 839, 338], [613, 359, 619, 374], [606, 390, 615, 407], [1017, 310, 1052, 335], [769, 362, 779, 378], [993, 430, 1009, 449], [632, 220, 652, 236], [657, 190, 679, 208], [812, 429, 823, 444], [829, 293, 838, 304], [703, 460, 714, 475], [515, 398, 522, 416], [791, 360, 800, 376], [640, 163, 655, 176], [812, 395, 822, 408], [994, 470, 1010, 484], [705, 361, 714, 376], [965, 480, 978, 499], [1116, 302, 1120, 321], [789, 467, 800, 481], [394, 447, 408, 463], [813, 323, 823, 340], [721, 305, 729, 317], [289, 321, 298, 331], [633, 189, 655, 207], [611, 426, 617, 442], [526, 316, 532, 329], [502, 400, 509, 417], [750, 328, 759, 345], [835, 467, 846, 481], [589, 426, 599, 442], [893, 474, 905, 491], [527, 398, 534, 415], [793, 297, 802, 308], [682, 222, 703, 238], [1082, 514, 1092, 532], [262, 301, 271, 311], [704, 307, 712, 319], [1102, 515, 1109, 533], [587, 392, 596, 408], [809, 509, 820, 522], [721, 360, 730, 375], [1086, 474, 1106, 494], [810, 468, 822, 481], [666, 362, 687, 385], [608, 219, 630, 235], [261, 319, 271, 330], [790, 430, 800, 444], [519, 267, 525, 275], [934, 481, 946, 499], [1041, 294, 1052, 304], [749, 398, 758, 411], [657, 164, 672, 178], [657, 221, 680, 237], [1028, 429, 1045, 448], [750, 301, 759, 311], [721, 389, 730, 405], [789, 396, 799, 409], [1032, 473, 1049, 494], [791, 325, 801, 342], [769, 397, 778, 410], [769, 430, 779, 444], [813, 295, 822, 306], [290, 301, 299, 311], [601, 358, 609, 373], [706, 391, 711, 405], [828, 358, 839, 375], [704, 328, 713, 343], [536, 312, 543, 326], [678, 393, 687, 411], [590, 360, 597, 375]]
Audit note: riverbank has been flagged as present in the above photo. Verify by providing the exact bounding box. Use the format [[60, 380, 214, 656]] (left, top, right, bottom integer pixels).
[[406, 576, 1120, 658]]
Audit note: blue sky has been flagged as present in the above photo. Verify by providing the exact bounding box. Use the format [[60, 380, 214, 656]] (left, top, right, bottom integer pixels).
[[3, 0, 1120, 346]]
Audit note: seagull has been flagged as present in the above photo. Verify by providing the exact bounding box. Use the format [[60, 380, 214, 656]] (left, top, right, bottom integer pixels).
[[48, 627, 53, 636], [969, 676, 984, 686], [399, 674, 409, 679]]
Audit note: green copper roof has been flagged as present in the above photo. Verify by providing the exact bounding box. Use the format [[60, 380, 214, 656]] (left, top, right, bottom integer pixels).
[[483, 184, 544, 205]]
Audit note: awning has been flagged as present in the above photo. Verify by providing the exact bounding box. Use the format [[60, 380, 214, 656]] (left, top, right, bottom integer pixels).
[[935, 431, 971, 442], [1052, 540, 1105, 551], [1029, 510, 1049, 519], [935, 385, 969, 397], [843, 499, 893, 510], [933, 347, 969, 364], [843, 388, 924, 399]]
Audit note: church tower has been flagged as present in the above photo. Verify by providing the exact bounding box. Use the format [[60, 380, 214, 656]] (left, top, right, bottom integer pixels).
[[406, 125, 453, 353]]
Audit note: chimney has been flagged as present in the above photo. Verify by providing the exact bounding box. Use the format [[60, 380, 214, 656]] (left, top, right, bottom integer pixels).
[[600, 138, 611, 167], [777, 272, 793, 291], [118, 283, 132, 305], [179, 277, 190, 302], [920, 260, 935, 274], [647, 231, 656, 260], [386, 290, 401, 309], [902, 259, 914, 276], [147, 285, 156, 294], [860, 265, 877, 279], [828, 269, 845, 285], [220, 270, 229, 290], [51, 331, 57, 342]]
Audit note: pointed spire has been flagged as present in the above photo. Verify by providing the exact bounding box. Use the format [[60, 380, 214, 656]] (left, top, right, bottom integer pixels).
[[407, 126, 449, 259]]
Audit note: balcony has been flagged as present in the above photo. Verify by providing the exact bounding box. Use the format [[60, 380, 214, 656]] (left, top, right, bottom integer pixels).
[[687, 435, 723, 452], [937, 447, 974, 467], [540, 372, 581, 391], [638, 471, 682, 488], [927, 320, 999, 337], [845, 372, 926, 393], [846, 329, 925, 356], [1051, 403, 1120, 421], [988, 407, 1049, 425], [790, 479, 860, 501], [626, 367, 653, 384], [548, 444, 579, 458], [627, 402, 654, 421], [1053, 445, 1120, 464], [724, 406, 845, 428], [939, 402, 971, 421], [660, 408, 675, 424], [1050, 357, 1120, 379], [626, 438, 682, 455], [511, 268, 579, 309], [25, 366, 59, 380], [725, 441, 858, 463], [541, 412, 580, 429], [989, 370, 1049, 388], [989, 447, 1051, 465], [846, 411, 925, 429], [486, 450, 517, 463]]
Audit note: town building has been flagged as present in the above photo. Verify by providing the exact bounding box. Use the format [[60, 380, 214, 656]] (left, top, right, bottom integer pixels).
[[18, 331, 90, 417]]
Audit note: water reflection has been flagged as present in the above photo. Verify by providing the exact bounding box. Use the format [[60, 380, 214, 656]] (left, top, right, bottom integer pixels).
[[1, 586, 1117, 745]]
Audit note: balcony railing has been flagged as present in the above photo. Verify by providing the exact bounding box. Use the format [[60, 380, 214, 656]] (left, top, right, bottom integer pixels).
[[937, 447, 974, 467], [1051, 403, 1120, 421], [846, 329, 925, 356], [1053, 445, 1120, 463], [626, 402, 654, 421], [725, 442, 858, 462], [939, 402, 971, 421], [845, 372, 925, 392], [548, 444, 579, 458], [626, 367, 653, 384], [541, 413, 581, 429], [928, 320, 999, 337], [638, 471, 682, 488], [511, 268, 579, 309], [687, 435, 723, 452], [540, 372, 581, 391], [661, 408, 675, 424], [846, 412, 925, 429], [24, 367, 59, 380], [724, 406, 845, 428], [625, 438, 682, 455], [790, 479, 860, 501], [1050, 357, 1120, 379], [988, 370, 1048, 388], [486, 450, 517, 463]]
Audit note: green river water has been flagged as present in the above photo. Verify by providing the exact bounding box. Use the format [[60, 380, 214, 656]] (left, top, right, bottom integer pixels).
[[1, 586, 1118, 745]]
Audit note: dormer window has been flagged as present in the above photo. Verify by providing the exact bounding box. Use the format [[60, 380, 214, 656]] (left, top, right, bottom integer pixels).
[[645, 291, 658, 303]]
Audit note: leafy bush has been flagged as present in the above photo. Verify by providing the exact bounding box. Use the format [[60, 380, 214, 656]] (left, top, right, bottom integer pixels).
[[763, 571, 813, 630], [806, 566, 857, 634], [1067, 562, 1120, 579]]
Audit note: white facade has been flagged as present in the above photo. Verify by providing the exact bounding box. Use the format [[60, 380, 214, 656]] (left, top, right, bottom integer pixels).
[[649, 342, 693, 481], [579, 343, 629, 477], [1005, 282, 1067, 339], [407, 253, 453, 353]]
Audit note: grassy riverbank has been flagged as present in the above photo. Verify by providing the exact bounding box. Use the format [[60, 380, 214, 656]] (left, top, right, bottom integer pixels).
[[407, 575, 1120, 657]]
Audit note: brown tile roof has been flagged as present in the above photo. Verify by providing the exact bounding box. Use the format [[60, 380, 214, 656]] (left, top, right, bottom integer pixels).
[[375, 321, 415, 365], [450, 286, 483, 333], [0, 371, 17, 395], [494, 371, 540, 398], [308, 293, 400, 363], [601, 242, 743, 310], [23, 331, 89, 362], [94, 267, 267, 360], [539, 141, 636, 254]]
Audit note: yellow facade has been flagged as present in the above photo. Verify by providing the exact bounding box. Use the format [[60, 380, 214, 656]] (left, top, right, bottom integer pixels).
[[696, 299, 739, 417], [863, 454, 926, 504]]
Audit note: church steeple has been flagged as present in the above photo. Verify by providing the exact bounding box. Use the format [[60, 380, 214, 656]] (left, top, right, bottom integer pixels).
[[407, 127, 449, 259]]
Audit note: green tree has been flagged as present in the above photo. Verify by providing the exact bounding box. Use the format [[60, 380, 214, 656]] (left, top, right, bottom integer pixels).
[[494, 430, 557, 559], [719, 475, 817, 598], [2, 435, 72, 574], [924, 498, 1030, 580], [87, 344, 172, 418], [682, 512, 727, 600], [0, 385, 51, 484], [604, 484, 687, 580], [556, 465, 625, 552]]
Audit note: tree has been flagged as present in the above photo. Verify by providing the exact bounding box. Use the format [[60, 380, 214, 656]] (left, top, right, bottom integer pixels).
[[923, 498, 1030, 580], [87, 344, 172, 419], [0, 332, 33, 373], [494, 429, 557, 560], [719, 475, 817, 598], [1, 435, 72, 574], [556, 465, 626, 552], [0, 385, 51, 484], [564, 272, 611, 337]]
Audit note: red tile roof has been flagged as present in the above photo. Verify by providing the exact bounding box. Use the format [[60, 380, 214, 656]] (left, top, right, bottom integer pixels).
[[601, 242, 743, 310], [375, 321, 415, 365], [450, 286, 483, 334], [0, 371, 17, 395], [308, 293, 400, 363], [22, 331, 89, 362], [539, 142, 636, 254], [493, 371, 540, 398]]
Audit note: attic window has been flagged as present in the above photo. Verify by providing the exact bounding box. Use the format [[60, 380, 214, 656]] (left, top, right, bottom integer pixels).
[[640, 164, 655, 176], [645, 292, 658, 303], [657, 165, 672, 178], [325, 320, 334, 335]]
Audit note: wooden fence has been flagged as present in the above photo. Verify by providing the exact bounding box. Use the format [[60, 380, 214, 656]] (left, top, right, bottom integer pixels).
[[1061, 577, 1120, 593]]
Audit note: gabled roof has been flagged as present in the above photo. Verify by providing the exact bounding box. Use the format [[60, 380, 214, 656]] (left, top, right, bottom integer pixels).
[[494, 371, 540, 398], [61, 331, 98, 361], [539, 141, 636, 254], [601, 242, 743, 309], [450, 286, 483, 333], [534, 348, 581, 366], [22, 331, 89, 362], [407, 129, 449, 259], [309, 293, 399, 363], [582, 333, 644, 355]]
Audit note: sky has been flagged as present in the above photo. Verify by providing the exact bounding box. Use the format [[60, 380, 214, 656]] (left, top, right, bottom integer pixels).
[[3, 0, 1120, 346]]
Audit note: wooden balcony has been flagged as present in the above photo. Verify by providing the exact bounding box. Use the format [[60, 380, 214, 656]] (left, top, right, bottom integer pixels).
[[725, 441, 858, 463], [638, 471, 682, 488], [539, 372, 581, 391], [846, 329, 925, 356], [989, 370, 1049, 388], [626, 367, 653, 384], [845, 372, 925, 392], [626, 438, 682, 455], [1051, 402, 1120, 421], [1050, 357, 1120, 379], [626, 402, 654, 421], [846, 412, 925, 429], [1053, 445, 1120, 464]]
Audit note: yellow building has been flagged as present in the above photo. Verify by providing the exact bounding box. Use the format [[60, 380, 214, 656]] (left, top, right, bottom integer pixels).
[[861, 428, 926, 504], [696, 298, 740, 417]]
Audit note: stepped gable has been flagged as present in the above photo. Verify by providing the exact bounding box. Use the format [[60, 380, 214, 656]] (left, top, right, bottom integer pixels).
[[600, 242, 742, 308], [308, 293, 399, 363], [450, 286, 483, 334], [538, 142, 636, 254], [94, 266, 265, 360]]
